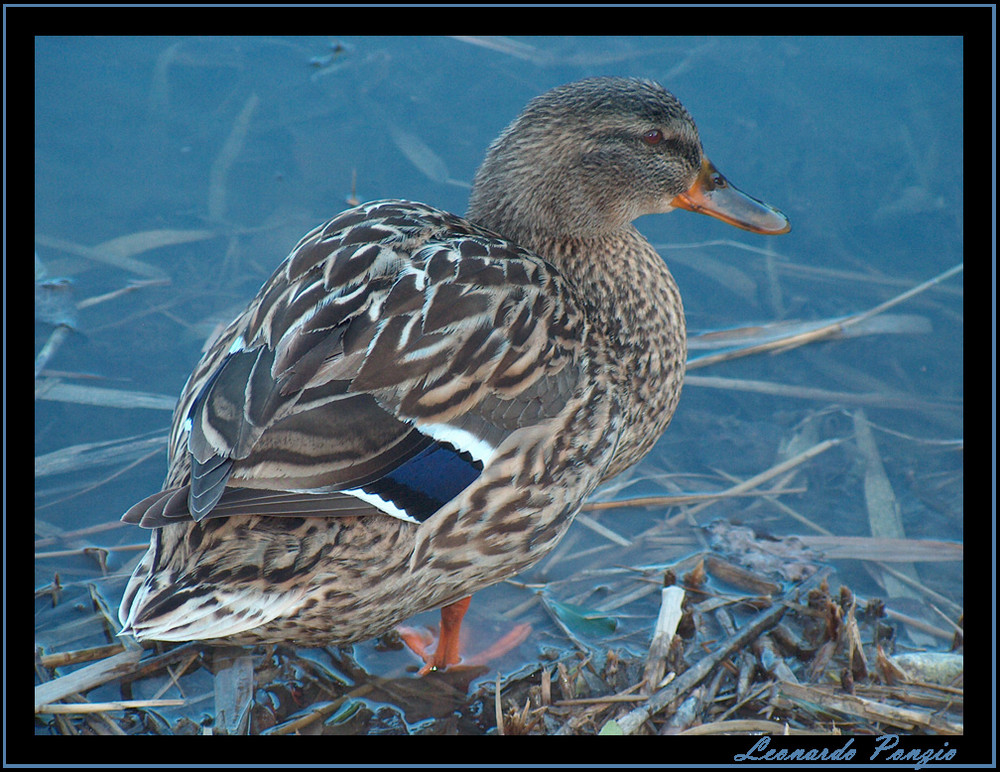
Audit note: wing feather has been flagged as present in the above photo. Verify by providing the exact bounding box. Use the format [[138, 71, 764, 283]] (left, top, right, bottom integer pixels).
[[133, 200, 591, 528]]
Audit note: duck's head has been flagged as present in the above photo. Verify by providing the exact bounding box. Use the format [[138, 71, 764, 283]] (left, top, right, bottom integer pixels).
[[467, 77, 789, 243]]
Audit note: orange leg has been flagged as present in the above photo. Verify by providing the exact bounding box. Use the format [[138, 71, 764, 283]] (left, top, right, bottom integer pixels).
[[432, 596, 471, 671], [397, 596, 471, 674], [397, 596, 532, 675]]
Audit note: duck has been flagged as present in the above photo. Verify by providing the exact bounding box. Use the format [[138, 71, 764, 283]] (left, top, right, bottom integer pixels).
[[118, 77, 790, 672]]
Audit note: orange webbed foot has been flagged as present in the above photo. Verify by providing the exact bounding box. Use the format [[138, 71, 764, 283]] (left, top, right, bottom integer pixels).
[[397, 596, 532, 675]]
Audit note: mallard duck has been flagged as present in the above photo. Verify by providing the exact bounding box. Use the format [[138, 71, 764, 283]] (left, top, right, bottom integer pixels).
[[118, 77, 790, 671]]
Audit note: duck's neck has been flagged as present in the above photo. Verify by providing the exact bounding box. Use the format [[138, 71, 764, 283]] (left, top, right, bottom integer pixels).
[[532, 225, 688, 476]]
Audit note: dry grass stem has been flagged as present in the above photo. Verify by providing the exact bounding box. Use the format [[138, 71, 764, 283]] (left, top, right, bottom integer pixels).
[[35, 381, 177, 411], [38, 699, 187, 714]]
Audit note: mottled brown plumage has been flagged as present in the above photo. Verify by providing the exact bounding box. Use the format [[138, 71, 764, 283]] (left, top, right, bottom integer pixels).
[[119, 77, 789, 655]]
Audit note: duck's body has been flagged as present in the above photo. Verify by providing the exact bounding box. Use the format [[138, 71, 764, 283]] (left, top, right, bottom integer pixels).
[[119, 78, 789, 660]]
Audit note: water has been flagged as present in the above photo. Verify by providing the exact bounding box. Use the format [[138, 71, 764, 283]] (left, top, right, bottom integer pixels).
[[34, 36, 963, 734]]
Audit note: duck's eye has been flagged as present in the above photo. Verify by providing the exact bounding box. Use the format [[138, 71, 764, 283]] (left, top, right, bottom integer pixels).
[[642, 129, 664, 145]]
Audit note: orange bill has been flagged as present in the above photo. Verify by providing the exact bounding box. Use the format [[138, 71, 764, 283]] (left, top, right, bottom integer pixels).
[[672, 158, 791, 235]]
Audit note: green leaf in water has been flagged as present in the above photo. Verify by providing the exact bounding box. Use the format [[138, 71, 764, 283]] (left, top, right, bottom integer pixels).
[[324, 698, 363, 726], [599, 719, 625, 735], [545, 596, 618, 638]]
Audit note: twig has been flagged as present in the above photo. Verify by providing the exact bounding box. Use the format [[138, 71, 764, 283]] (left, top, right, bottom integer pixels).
[[34, 381, 177, 411], [35, 649, 144, 712], [77, 278, 171, 309], [583, 486, 805, 513], [208, 93, 259, 222], [37, 699, 186, 714], [495, 672, 505, 735], [775, 681, 963, 734], [669, 439, 841, 524], [37, 644, 127, 669], [261, 684, 374, 735], [35, 326, 72, 379], [685, 263, 962, 369], [35, 432, 168, 479], [611, 602, 787, 734], [684, 374, 956, 411], [642, 586, 685, 695]]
